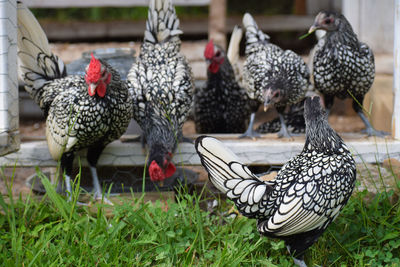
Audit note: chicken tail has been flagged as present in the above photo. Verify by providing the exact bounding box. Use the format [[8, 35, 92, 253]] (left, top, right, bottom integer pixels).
[[242, 13, 270, 46], [227, 25, 242, 65], [144, 0, 183, 44], [17, 2, 66, 100], [195, 136, 273, 218]]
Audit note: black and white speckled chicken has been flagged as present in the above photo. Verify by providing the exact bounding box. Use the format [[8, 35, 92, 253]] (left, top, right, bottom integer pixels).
[[194, 27, 250, 133], [127, 0, 194, 183], [17, 2, 133, 204], [257, 100, 306, 134], [309, 11, 386, 136], [241, 13, 311, 138], [195, 96, 356, 267]]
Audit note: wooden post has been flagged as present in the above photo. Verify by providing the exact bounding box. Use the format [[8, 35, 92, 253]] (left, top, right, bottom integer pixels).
[[0, 0, 19, 156], [208, 0, 226, 49], [393, 0, 400, 139]]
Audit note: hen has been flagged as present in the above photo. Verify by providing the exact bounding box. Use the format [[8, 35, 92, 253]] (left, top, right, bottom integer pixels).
[[309, 11, 386, 136], [127, 0, 194, 183], [195, 96, 356, 267], [194, 27, 250, 133], [256, 100, 306, 134], [241, 13, 310, 138], [17, 2, 133, 204]]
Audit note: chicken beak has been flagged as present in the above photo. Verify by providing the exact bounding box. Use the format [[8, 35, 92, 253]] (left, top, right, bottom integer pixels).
[[263, 88, 274, 112], [88, 83, 97, 96], [308, 25, 318, 34]]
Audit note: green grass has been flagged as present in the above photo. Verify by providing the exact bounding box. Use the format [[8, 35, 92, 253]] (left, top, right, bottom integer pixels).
[[0, 168, 399, 266]]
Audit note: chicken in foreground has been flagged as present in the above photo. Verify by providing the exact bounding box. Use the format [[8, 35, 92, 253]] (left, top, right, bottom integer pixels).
[[17, 2, 133, 204], [194, 27, 250, 133], [195, 96, 356, 267], [127, 0, 194, 183], [309, 11, 386, 136], [241, 13, 311, 139]]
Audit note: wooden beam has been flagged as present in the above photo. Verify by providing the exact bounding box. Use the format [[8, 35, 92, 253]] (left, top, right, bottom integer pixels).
[[393, 0, 400, 139], [294, 0, 306, 15], [0, 0, 20, 156], [208, 0, 226, 49], [1, 134, 399, 167], [38, 15, 314, 42], [26, 0, 210, 8]]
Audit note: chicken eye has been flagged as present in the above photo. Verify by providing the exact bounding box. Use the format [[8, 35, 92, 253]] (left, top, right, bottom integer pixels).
[[215, 51, 221, 57], [324, 18, 332, 24]]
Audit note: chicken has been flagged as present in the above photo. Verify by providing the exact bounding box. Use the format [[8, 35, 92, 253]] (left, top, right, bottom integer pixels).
[[194, 27, 250, 133], [127, 0, 194, 183], [256, 100, 305, 134], [241, 13, 311, 138], [195, 96, 356, 267], [309, 11, 386, 136], [17, 2, 133, 204]]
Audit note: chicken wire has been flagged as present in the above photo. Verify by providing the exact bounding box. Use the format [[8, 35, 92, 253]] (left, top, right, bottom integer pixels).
[[0, 0, 19, 156]]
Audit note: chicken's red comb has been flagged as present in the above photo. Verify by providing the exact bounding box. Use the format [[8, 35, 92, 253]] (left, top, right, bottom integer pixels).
[[85, 53, 102, 83], [204, 40, 214, 59]]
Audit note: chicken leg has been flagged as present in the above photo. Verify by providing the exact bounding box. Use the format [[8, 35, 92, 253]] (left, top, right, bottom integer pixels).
[[239, 112, 260, 139]]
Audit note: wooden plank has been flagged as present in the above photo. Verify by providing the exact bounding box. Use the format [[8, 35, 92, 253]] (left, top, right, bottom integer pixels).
[[26, 0, 210, 8], [208, 0, 226, 49], [394, 0, 400, 139], [1, 134, 399, 167], [38, 15, 315, 41], [0, 0, 20, 156]]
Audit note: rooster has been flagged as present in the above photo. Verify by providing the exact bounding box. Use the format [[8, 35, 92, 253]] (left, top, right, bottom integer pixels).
[[127, 0, 194, 183], [195, 96, 356, 267], [241, 13, 310, 139], [194, 27, 250, 134], [308, 11, 387, 136], [17, 2, 133, 204]]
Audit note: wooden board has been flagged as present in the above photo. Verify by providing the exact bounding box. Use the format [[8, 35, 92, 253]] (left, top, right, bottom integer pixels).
[[26, 0, 210, 8], [1, 134, 399, 167]]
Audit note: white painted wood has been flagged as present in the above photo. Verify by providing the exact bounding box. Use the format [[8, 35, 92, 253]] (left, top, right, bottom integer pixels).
[[343, 0, 394, 54], [1, 135, 399, 167], [342, 0, 360, 34], [394, 0, 400, 139], [26, 0, 210, 8], [0, 0, 19, 156], [306, 0, 342, 15]]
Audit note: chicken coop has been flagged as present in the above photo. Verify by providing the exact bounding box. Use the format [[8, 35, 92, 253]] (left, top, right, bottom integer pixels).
[[0, 0, 400, 193]]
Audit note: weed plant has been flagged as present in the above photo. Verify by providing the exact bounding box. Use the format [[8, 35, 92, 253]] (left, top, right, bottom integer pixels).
[[0, 165, 399, 266]]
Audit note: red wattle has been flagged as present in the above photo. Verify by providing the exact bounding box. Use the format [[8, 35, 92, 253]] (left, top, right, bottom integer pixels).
[[149, 160, 165, 182], [209, 62, 220, 73], [97, 82, 106, 98], [164, 163, 176, 178]]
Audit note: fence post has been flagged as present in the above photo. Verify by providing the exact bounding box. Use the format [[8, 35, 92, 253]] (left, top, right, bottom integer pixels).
[[208, 0, 226, 49], [393, 0, 400, 139], [0, 0, 19, 155]]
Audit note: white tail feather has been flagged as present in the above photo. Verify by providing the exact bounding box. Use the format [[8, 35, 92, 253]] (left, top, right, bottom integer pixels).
[[144, 0, 183, 44], [195, 136, 259, 193], [227, 25, 242, 65], [17, 2, 65, 95], [242, 12, 270, 45], [195, 136, 271, 218]]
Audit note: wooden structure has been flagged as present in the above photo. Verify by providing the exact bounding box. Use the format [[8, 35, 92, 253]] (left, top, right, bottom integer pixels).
[[26, 0, 227, 48], [0, 134, 399, 167], [0, 0, 19, 156], [394, 0, 400, 139]]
